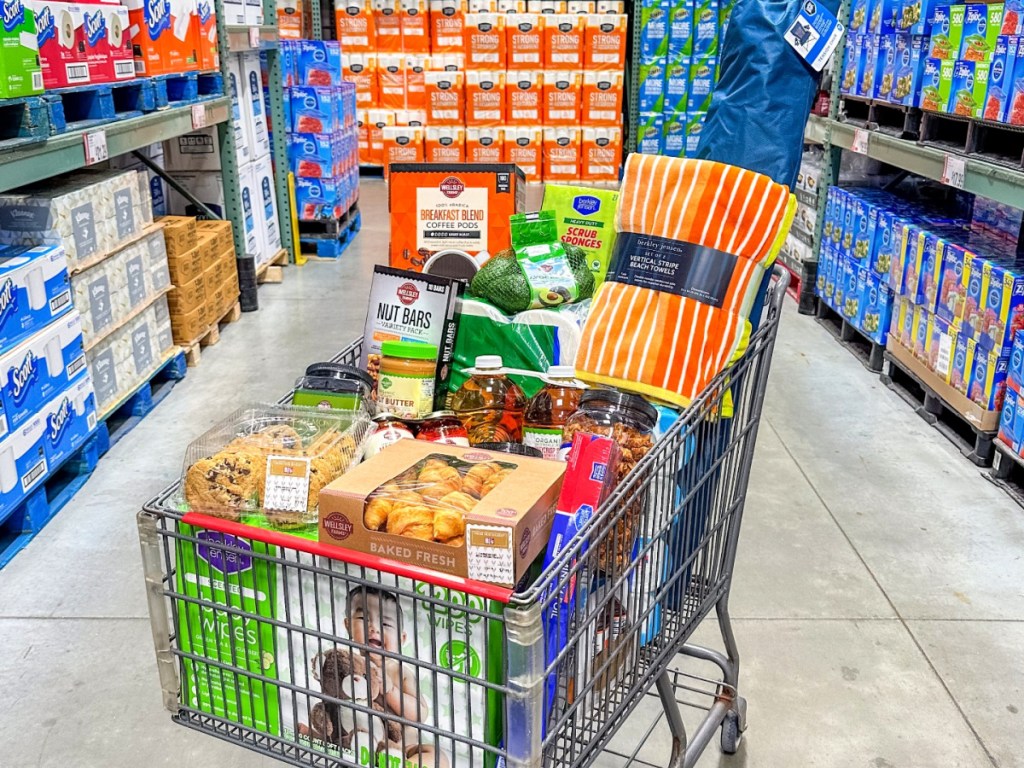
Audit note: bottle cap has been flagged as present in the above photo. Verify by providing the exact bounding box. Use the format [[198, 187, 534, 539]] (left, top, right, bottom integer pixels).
[[475, 355, 503, 370], [381, 340, 438, 360], [547, 365, 576, 378]]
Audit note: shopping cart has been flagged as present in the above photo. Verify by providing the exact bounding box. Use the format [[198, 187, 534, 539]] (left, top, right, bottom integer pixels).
[[138, 266, 790, 768]]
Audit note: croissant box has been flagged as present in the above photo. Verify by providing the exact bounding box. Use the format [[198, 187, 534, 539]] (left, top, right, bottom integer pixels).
[[319, 438, 564, 586]]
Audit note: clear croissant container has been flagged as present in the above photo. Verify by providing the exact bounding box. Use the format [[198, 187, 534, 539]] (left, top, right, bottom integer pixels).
[[179, 403, 373, 534]]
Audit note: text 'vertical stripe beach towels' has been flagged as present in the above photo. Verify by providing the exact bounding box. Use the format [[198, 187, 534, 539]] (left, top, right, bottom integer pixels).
[[575, 154, 795, 408]]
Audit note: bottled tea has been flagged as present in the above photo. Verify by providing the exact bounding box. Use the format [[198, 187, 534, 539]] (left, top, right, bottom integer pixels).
[[523, 365, 583, 459], [451, 356, 528, 445]]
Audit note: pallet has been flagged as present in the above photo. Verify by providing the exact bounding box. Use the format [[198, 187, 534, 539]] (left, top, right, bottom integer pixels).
[[180, 302, 243, 367], [815, 300, 886, 372], [987, 440, 1024, 509], [881, 347, 996, 467], [0, 95, 51, 148], [919, 110, 972, 154], [299, 210, 362, 259], [839, 97, 922, 139], [154, 71, 224, 109], [0, 430, 103, 570], [256, 249, 289, 284], [359, 164, 385, 177], [95, 349, 188, 455]]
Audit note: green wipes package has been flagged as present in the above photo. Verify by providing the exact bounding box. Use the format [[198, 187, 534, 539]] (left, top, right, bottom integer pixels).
[[541, 184, 620, 286]]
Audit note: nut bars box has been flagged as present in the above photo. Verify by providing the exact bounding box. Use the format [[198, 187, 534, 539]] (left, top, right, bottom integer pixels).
[[388, 163, 527, 268], [319, 439, 564, 586]]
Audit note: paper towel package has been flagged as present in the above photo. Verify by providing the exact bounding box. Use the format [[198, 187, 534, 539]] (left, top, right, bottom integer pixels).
[[240, 51, 271, 159], [0, 311, 87, 435], [0, 413, 47, 516], [196, 0, 217, 70], [29, 0, 91, 88], [122, 0, 199, 76], [0, 0, 43, 97], [250, 155, 282, 260], [238, 162, 261, 260], [0, 244, 73, 354], [38, 372, 97, 467]]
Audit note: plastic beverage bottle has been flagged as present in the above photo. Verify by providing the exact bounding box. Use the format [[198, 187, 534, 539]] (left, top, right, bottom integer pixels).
[[451, 356, 528, 445], [523, 366, 583, 460]]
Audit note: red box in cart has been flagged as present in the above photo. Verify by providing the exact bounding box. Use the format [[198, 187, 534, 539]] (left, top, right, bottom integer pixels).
[[29, 1, 91, 88]]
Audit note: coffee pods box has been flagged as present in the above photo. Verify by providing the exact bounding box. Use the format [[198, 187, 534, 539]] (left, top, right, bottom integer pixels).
[[319, 439, 564, 586]]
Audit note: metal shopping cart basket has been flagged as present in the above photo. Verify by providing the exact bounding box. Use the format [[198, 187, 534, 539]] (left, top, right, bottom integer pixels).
[[138, 266, 790, 768]]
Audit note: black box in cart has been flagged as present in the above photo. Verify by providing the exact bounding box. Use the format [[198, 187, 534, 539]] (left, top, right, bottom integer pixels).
[[361, 266, 463, 410]]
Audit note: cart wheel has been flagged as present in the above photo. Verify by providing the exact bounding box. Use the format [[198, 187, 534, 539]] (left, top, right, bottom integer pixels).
[[721, 711, 742, 754]]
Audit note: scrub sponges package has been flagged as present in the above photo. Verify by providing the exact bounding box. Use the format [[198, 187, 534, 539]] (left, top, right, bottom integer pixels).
[[540, 184, 620, 287]]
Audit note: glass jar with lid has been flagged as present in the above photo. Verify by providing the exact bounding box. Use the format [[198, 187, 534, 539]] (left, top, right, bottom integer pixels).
[[377, 341, 438, 419], [560, 388, 657, 475]]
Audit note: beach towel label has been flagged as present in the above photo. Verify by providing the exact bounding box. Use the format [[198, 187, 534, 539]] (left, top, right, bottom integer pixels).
[[784, 0, 844, 72], [606, 232, 737, 308]]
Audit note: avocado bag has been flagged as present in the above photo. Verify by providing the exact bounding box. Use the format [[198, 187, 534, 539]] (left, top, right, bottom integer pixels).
[[541, 185, 620, 287]]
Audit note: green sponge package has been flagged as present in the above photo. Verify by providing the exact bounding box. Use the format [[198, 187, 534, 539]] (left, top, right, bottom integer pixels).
[[541, 185, 620, 286]]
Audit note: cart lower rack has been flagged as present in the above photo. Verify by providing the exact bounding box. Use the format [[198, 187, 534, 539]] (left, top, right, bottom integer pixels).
[[139, 266, 790, 768]]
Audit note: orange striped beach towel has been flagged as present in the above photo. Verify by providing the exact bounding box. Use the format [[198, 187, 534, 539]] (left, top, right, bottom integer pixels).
[[575, 154, 795, 408]]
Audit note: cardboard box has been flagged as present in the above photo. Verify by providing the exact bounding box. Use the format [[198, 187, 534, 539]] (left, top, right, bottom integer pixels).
[[224, 62, 252, 166], [424, 69, 465, 123], [920, 56, 952, 110], [244, 0, 263, 24], [466, 126, 505, 163], [239, 51, 271, 159], [998, 385, 1020, 450], [250, 154, 282, 258], [543, 69, 582, 125], [430, 0, 465, 51], [29, 1, 91, 88], [335, 0, 375, 51], [543, 126, 581, 182], [1010, 328, 1024, 391], [506, 69, 543, 124], [544, 13, 584, 68], [959, 2, 1001, 59], [503, 126, 542, 182], [929, 4, 964, 58], [166, 170, 226, 218], [582, 69, 624, 125], [196, 219, 233, 255], [0, 413, 47, 519], [89, 2, 135, 83], [168, 271, 206, 313], [968, 343, 1010, 411], [319, 439, 563, 586], [400, 0, 430, 52], [0, 244, 73, 352], [465, 69, 506, 125], [0, 0, 43, 96], [290, 85, 341, 133], [237, 162, 261, 261], [985, 35, 1018, 121], [171, 303, 206, 342], [388, 163, 526, 266], [425, 125, 466, 162], [950, 58, 990, 117], [38, 371, 97, 468], [160, 216, 198, 258], [167, 242, 204, 285], [581, 126, 621, 181], [507, 12, 543, 68], [122, 0, 199, 76], [464, 12, 506, 68], [584, 13, 627, 69]]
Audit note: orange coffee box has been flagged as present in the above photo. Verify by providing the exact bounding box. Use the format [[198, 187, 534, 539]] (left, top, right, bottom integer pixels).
[[466, 127, 505, 163], [425, 69, 465, 123], [357, 109, 371, 161], [498, 0, 527, 9], [429, 0, 465, 51], [464, 13, 506, 68], [335, 0, 376, 51], [388, 163, 527, 265], [425, 126, 467, 162], [543, 70, 582, 125], [343, 52, 379, 108], [400, 0, 430, 52], [373, 0, 403, 51], [504, 126, 543, 182], [394, 108, 427, 125], [528, 0, 567, 13], [465, 70, 506, 125], [382, 126, 425, 179], [584, 13, 626, 69], [368, 108, 397, 164], [468, 0, 497, 9], [404, 54, 430, 110], [581, 126, 622, 181], [506, 13, 543, 69], [506, 70, 543, 124], [544, 13, 584, 68], [543, 126, 581, 182], [377, 54, 407, 110], [582, 69, 623, 125]]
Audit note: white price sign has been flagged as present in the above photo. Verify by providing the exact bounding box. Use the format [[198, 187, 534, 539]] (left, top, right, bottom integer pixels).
[[83, 130, 108, 165], [851, 128, 870, 155], [249, 26, 260, 48], [942, 154, 966, 189], [191, 103, 207, 129]]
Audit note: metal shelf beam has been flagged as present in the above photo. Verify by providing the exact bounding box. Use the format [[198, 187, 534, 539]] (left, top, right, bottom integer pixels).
[[0, 98, 230, 194]]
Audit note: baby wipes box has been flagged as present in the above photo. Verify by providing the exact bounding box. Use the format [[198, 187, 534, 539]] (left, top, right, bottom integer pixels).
[[0, 244, 73, 353], [38, 372, 97, 467], [0, 413, 47, 518], [29, 0, 90, 88], [0, 0, 43, 97]]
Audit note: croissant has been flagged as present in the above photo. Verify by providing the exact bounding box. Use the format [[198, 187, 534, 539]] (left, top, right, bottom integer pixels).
[[433, 508, 465, 541], [463, 462, 501, 498], [364, 496, 393, 530], [480, 468, 512, 498], [418, 463, 463, 499], [438, 490, 476, 513], [446, 536, 464, 548], [387, 502, 435, 540]]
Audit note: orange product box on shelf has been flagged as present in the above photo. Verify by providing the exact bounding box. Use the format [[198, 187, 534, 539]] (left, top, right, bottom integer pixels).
[[368, 107, 398, 164], [506, 69, 543, 124], [404, 54, 430, 110], [543, 69, 582, 125], [277, 0, 303, 40], [581, 126, 621, 181], [373, 0, 403, 51], [377, 53, 407, 110], [425, 125, 467, 162], [429, 0, 464, 51], [357, 109, 370, 159], [122, 0, 200, 76], [544, 13, 584, 68], [400, 0, 430, 52], [584, 13, 626, 70], [582, 69, 623, 125], [506, 13, 543, 68], [394, 108, 427, 124], [529, 0, 566, 10], [468, 0, 497, 9], [388, 163, 527, 266], [504, 126, 542, 182], [543, 126, 581, 182], [335, 0, 376, 51], [464, 13, 506, 68], [431, 52, 464, 70], [465, 70, 506, 125], [466, 126, 505, 163], [382, 126, 425, 178], [343, 52, 379, 108], [498, 0, 526, 10], [424, 69, 465, 123], [197, 0, 218, 70]]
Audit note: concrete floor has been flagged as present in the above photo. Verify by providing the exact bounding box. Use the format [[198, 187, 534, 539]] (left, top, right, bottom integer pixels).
[[1, 179, 1022, 768]]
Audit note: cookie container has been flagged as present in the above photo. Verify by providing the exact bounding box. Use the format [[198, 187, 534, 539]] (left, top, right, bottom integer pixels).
[[180, 403, 373, 534]]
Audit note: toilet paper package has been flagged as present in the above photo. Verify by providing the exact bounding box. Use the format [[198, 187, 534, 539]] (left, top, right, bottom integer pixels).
[[80, 1, 133, 84], [0, 244, 73, 354], [28, 0, 91, 88], [240, 51, 272, 160], [0, 413, 47, 517], [0, 311, 87, 435], [38, 372, 98, 468], [0, 0, 43, 97], [251, 155, 282, 260]]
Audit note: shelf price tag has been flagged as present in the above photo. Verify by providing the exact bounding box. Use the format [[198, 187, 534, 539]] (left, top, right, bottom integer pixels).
[[942, 154, 966, 189], [249, 26, 260, 48], [83, 130, 108, 165], [851, 128, 870, 155], [191, 103, 207, 129]]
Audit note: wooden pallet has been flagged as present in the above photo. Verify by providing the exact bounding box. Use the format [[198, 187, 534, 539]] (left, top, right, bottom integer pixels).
[[299, 210, 362, 259], [256, 249, 289, 284], [987, 440, 1024, 509], [816, 300, 886, 372], [180, 302, 243, 367]]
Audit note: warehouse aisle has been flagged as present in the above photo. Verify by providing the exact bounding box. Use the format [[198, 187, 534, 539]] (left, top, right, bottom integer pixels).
[[0, 181, 1021, 768]]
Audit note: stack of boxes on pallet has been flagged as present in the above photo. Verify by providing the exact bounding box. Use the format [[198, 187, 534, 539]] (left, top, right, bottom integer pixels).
[[841, 0, 1024, 123], [160, 217, 240, 347], [780, 149, 825, 270], [163, 51, 282, 268], [635, 0, 734, 156], [337, 0, 628, 182], [283, 41, 361, 223], [998, 328, 1024, 453]]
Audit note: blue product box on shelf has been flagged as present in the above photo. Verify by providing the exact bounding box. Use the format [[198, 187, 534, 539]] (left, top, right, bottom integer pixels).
[[289, 133, 343, 180], [859, 269, 894, 343], [663, 111, 686, 156], [640, 0, 671, 58], [896, 33, 929, 106], [853, 196, 880, 260], [687, 56, 717, 112], [692, 0, 720, 54], [669, 0, 693, 56], [823, 188, 836, 244], [832, 188, 848, 249], [0, 412, 47, 521], [290, 86, 340, 134], [637, 112, 665, 154], [858, 35, 880, 97], [824, 247, 840, 308], [999, 386, 1019, 448], [901, 0, 938, 35], [664, 55, 689, 112], [936, 241, 968, 324], [968, 344, 1011, 410], [841, 189, 857, 258], [685, 110, 708, 156], [928, 314, 952, 374], [840, 255, 863, 324], [297, 40, 343, 86], [871, 207, 898, 282], [295, 177, 343, 221], [833, 253, 847, 312], [876, 33, 898, 101], [38, 373, 97, 469], [1009, 329, 1024, 391], [950, 330, 977, 392], [279, 41, 298, 86], [851, 0, 870, 31], [639, 56, 667, 112], [0, 244, 72, 354], [986, 35, 1019, 122], [978, 260, 1024, 353], [841, 35, 860, 94], [0, 312, 87, 437], [875, 0, 901, 33]]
